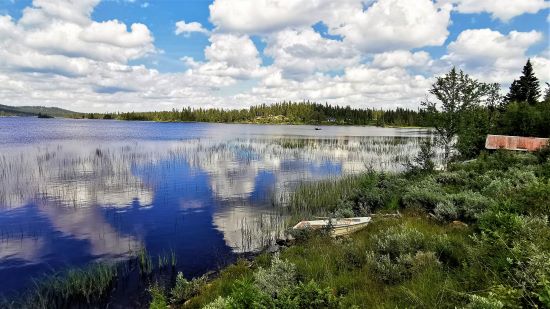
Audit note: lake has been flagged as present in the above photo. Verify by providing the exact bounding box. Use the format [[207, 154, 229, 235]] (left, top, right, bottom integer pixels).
[[0, 117, 430, 295]]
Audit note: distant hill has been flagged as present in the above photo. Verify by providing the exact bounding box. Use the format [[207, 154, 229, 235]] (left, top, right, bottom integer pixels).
[[0, 104, 80, 118]]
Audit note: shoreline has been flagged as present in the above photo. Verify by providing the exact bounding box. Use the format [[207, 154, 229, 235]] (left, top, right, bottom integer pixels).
[[1, 115, 428, 130]]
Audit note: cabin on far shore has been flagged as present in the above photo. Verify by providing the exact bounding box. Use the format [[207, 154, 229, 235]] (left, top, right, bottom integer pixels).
[[485, 135, 549, 152]]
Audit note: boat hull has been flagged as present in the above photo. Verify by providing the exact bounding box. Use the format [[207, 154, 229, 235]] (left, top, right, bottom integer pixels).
[[292, 217, 371, 237]]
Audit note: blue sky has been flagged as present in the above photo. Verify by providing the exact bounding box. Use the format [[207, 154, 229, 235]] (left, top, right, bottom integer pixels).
[[0, 0, 548, 112]]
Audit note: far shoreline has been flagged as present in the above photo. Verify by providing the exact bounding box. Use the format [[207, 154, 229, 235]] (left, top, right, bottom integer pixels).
[[2, 115, 429, 130]]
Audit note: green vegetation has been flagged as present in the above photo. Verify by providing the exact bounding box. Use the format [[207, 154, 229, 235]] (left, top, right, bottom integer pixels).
[[422, 61, 549, 164], [170, 273, 209, 304], [178, 148, 550, 309], [149, 283, 169, 309], [86, 102, 428, 127], [1, 262, 120, 308], [0, 104, 80, 118]]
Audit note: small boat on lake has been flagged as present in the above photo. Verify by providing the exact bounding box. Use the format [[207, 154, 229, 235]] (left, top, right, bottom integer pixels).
[[292, 217, 371, 237], [314, 127, 322, 130]]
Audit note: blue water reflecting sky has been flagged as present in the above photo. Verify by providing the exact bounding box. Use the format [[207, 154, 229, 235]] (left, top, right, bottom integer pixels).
[[0, 118, 429, 294]]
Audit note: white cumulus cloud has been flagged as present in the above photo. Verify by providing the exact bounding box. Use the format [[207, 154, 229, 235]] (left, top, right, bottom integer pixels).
[[444, 29, 547, 83], [264, 28, 360, 79], [449, 0, 550, 21], [175, 20, 210, 36]]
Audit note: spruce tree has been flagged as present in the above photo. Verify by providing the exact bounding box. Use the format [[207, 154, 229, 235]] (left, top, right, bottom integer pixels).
[[519, 59, 540, 105], [506, 59, 541, 105], [504, 80, 522, 104]]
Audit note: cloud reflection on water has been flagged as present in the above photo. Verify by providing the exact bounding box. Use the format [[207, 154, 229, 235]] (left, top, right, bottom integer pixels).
[[0, 122, 435, 294]]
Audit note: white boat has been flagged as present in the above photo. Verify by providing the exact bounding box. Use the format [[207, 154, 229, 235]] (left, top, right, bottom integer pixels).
[[292, 217, 371, 237]]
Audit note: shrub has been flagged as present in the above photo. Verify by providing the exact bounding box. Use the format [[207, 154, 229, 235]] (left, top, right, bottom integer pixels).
[[203, 296, 232, 309], [432, 234, 469, 267], [401, 178, 446, 211], [506, 168, 539, 189], [170, 272, 208, 303], [449, 191, 495, 222], [275, 280, 339, 309], [365, 226, 440, 284], [349, 189, 384, 214], [534, 141, 550, 163], [435, 170, 469, 186], [341, 242, 365, 270], [371, 226, 426, 258], [365, 252, 409, 284], [365, 251, 440, 284], [512, 181, 550, 215], [254, 253, 297, 297], [482, 178, 514, 199], [332, 200, 355, 218], [410, 251, 441, 273], [434, 200, 458, 222], [148, 283, 168, 309], [228, 279, 273, 309]]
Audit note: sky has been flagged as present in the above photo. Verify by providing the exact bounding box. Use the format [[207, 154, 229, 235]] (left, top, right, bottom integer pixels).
[[0, 0, 548, 112]]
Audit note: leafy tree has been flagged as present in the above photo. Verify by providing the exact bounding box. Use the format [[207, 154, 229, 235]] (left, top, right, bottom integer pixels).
[[422, 67, 490, 164], [505, 59, 541, 105], [456, 106, 491, 159], [484, 83, 503, 123]]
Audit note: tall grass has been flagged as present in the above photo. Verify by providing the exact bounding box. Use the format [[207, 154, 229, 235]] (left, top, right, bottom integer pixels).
[[1, 262, 120, 309], [283, 174, 371, 217]]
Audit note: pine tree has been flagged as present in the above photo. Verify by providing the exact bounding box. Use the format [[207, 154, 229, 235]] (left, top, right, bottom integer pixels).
[[506, 59, 541, 105]]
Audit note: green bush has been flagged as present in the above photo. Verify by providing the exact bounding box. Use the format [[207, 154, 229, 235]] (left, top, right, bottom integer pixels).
[[511, 181, 550, 215], [434, 200, 459, 222], [170, 272, 208, 303], [482, 178, 514, 199], [365, 251, 440, 284], [449, 191, 495, 222], [371, 226, 427, 258], [203, 296, 232, 309], [365, 252, 409, 284], [364, 226, 441, 284], [228, 279, 273, 309], [332, 200, 355, 218], [435, 170, 470, 186], [253, 253, 297, 297], [148, 283, 168, 309], [402, 184, 447, 211], [275, 280, 339, 309]]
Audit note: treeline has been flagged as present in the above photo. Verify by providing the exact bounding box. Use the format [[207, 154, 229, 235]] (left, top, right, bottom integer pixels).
[[83, 102, 428, 127]]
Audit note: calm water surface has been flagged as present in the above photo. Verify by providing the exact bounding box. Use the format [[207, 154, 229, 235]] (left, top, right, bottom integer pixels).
[[0, 118, 429, 294]]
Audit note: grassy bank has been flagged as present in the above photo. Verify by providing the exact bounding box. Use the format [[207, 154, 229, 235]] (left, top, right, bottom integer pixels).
[[177, 149, 550, 308]]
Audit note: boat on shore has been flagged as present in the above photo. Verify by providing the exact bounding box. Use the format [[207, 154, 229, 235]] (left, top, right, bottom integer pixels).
[[292, 217, 371, 237]]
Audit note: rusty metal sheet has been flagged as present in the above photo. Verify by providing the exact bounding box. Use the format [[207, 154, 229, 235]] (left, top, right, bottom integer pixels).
[[485, 135, 549, 152]]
